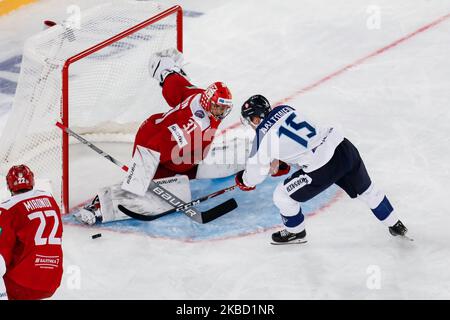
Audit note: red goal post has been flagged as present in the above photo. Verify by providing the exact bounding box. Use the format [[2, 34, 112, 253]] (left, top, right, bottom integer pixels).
[[61, 5, 183, 213], [0, 2, 183, 213]]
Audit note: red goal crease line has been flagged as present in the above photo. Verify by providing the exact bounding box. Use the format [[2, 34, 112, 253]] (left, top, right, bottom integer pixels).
[[218, 12, 450, 137]]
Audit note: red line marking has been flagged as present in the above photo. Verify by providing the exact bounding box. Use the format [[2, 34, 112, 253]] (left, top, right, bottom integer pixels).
[[218, 12, 450, 137]]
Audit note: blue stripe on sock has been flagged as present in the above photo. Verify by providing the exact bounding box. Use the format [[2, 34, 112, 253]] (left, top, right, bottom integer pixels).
[[372, 196, 393, 221], [281, 209, 304, 228]]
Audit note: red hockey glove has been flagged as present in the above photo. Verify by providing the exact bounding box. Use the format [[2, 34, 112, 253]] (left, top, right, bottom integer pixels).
[[271, 161, 291, 177], [235, 171, 256, 191]]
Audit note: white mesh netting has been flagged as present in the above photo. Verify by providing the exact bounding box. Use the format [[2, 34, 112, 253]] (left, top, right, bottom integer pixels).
[[0, 1, 180, 211]]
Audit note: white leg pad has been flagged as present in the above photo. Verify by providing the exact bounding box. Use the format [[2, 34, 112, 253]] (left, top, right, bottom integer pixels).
[[273, 183, 305, 233], [273, 182, 301, 217], [357, 183, 385, 209], [121, 146, 160, 196], [100, 175, 191, 223], [358, 183, 399, 226], [196, 137, 250, 179]]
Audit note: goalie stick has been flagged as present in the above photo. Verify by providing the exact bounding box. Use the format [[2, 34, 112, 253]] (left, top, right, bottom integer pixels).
[[55, 122, 238, 223], [118, 184, 238, 222], [119, 198, 237, 222]]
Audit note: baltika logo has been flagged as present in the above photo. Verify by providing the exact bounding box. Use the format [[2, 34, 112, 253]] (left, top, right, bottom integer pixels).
[[195, 110, 205, 118]]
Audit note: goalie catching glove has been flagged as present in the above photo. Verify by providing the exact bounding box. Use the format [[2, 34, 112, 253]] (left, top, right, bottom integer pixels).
[[235, 170, 256, 192]]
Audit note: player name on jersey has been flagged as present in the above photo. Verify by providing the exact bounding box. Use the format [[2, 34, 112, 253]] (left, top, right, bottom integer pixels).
[[23, 197, 52, 212], [259, 106, 293, 134]]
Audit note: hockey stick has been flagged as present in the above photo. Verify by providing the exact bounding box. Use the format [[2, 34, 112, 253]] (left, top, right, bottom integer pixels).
[[118, 184, 238, 221], [119, 198, 237, 222], [55, 122, 237, 223]]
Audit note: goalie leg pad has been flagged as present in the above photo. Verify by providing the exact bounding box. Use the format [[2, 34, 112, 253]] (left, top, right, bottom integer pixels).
[[122, 146, 160, 196], [148, 48, 186, 85], [100, 175, 192, 223], [195, 137, 250, 179]]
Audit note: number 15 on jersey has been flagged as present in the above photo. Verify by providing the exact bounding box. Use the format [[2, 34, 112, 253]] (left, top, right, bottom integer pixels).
[[278, 113, 316, 147]]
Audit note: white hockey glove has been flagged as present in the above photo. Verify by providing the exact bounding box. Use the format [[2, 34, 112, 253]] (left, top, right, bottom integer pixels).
[[148, 48, 187, 85]]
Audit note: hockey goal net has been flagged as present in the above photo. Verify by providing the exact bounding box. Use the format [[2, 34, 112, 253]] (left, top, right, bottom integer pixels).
[[0, 1, 182, 213]]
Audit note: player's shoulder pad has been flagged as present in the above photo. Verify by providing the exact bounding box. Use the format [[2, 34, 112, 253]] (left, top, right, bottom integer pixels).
[[0, 199, 12, 216], [189, 94, 210, 130], [0, 198, 12, 207]]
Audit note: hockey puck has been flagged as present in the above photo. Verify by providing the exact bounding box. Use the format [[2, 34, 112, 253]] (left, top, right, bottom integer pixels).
[[91, 233, 102, 239]]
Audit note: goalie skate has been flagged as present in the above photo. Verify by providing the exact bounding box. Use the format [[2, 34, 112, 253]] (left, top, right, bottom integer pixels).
[[148, 48, 187, 85]]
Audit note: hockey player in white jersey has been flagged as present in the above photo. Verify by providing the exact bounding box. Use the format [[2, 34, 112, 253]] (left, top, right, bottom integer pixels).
[[235, 95, 408, 244]]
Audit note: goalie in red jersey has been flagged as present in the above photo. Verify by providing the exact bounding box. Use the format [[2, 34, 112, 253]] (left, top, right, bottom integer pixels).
[[77, 49, 249, 225], [132, 50, 234, 182], [0, 165, 63, 300]]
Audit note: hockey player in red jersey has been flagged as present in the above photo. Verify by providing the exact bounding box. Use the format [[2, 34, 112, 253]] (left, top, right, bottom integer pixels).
[[76, 49, 246, 225], [132, 63, 233, 179], [0, 165, 63, 300]]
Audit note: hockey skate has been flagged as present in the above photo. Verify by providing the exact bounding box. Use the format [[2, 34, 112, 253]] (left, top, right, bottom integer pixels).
[[271, 229, 307, 245], [148, 48, 187, 85], [388, 220, 413, 241], [74, 195, 102, 226]]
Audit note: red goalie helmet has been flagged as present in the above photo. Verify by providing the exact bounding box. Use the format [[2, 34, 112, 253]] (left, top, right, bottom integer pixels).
[[200, 82, 233, 120], [6, 164, 35, 193]]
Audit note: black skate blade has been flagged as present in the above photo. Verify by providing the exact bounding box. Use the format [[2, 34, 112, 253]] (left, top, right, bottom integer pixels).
[[400, 235, 414, 242], [270, 239, 308, 245]]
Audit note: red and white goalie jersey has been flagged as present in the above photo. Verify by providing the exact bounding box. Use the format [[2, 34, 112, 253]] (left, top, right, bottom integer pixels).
[[0, 189, 63, 300], [133, 72, 233, 179]]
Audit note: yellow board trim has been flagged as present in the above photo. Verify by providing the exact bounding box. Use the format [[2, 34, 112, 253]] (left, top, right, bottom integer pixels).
[[0, 0, 38, 16]]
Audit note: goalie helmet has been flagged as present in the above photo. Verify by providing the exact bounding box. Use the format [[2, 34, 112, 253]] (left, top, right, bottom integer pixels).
[[6, 164, 35, 194], [200, 82, 233, 120], [240, 94, 271, 126]]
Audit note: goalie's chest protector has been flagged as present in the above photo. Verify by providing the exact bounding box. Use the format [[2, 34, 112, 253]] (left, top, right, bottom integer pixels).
[[157, 94, 220, 165]]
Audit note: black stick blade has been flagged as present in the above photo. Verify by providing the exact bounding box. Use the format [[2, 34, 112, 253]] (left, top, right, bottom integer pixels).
[[201, 198, 238, 223], [117, 204, 162, 221]]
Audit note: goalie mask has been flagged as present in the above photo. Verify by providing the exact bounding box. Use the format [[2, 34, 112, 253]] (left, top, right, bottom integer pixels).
[[200, 82, 233, 120], [240, 94, 272, 128], [6, 164, 35, 194]]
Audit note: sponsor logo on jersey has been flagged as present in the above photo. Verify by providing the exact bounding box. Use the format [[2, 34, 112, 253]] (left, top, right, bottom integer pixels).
[[194, 110, 205, 119], [34, 254, 60, 269], [285, 174, 312, 194], [0, 227, 2, 235], [168, 124, 188, 148]]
